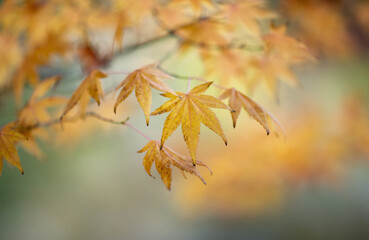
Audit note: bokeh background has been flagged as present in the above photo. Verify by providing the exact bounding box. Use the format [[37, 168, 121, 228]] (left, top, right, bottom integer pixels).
[[1, 0, 369, 239]]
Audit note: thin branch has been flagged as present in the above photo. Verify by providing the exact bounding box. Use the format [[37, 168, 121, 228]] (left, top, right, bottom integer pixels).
[[124, 122, 152, 141], [158, 66, 227, 90], [106, 71, 131, 75], [25, 112, 152, 141], [187, 77, 192, 93], [84, 112, 130, 125]]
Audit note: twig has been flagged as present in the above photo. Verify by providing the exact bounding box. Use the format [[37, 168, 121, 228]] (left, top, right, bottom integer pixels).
[[124, 122, 152, 141], [158, 66, 227, 90], [187, 77, 192, 93]]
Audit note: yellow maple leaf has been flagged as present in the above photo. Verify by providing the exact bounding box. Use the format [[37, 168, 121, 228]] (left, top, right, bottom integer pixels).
[[0, 122, 27, 176], [138, 140, 210, 190], [219, 88, 285, 136], [151, 81, 231, 164], [114, 64, 177, 125], [61, 70, 107, 119]]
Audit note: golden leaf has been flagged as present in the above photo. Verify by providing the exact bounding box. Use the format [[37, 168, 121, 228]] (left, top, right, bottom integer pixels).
[[151, 81, 231, 164], [138, 140, 210, 190], [114, 64, 176, 125], [0, 122, 27, 175], [219, 88, 285, 137], [61, 70, 107, 118]]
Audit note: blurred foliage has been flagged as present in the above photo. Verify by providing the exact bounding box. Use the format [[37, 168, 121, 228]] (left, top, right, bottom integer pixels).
[[1, 0, 369, 239]]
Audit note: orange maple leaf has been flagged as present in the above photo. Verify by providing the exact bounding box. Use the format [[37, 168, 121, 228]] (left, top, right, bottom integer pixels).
[[263, 25, 314, 63]]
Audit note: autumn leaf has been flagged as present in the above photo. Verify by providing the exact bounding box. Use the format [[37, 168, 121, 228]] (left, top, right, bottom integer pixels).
[[218, 0, 277, 37], [138, 140, 211, 190], [170, 0, 213, 15], [78, 43, 110, 73], [17, 76, 67, 159], [176, 19, 232, 46], [114, 64, 177, 125], [12, 33, 69, 105], [246, 56, 298, 96], [151, 81, 231, 164], [263, 25, 315, 64], [18, 76, 66, 126], [219, 88, 285, 137], [0, 122, 27, 176], [61, 70, 107, 118], [155, 3, 192, 29], [201, 49, 249, 85]]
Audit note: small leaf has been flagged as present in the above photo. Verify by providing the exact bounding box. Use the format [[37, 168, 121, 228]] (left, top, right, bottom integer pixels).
[[138, 140, 210, 190], [0, 122, 27, 175], [219, 88, 285, 136], [114, 64, 176, 125], [61, 70, 107, 118]]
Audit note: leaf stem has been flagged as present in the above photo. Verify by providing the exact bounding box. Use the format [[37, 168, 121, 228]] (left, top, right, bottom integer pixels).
[[124, 122, 152, 141], [158, 67, 227, 90], [187, 77, 191, 93], [82, 112, 153, 141]]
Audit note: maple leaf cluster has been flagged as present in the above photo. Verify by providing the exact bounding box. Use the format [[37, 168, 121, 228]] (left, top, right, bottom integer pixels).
[[0, 0, 316, 190]]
